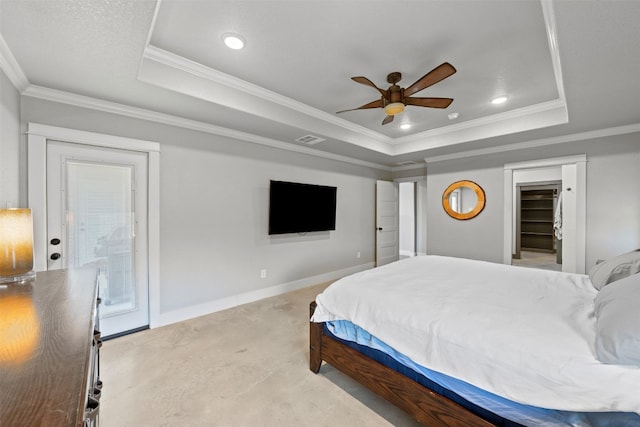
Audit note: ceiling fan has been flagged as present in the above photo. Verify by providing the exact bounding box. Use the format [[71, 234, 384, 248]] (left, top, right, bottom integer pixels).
[[337, 62, 456, 125]]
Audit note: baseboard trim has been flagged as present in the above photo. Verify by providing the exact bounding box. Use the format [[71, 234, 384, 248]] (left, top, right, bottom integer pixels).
[[156, 262, 374, 328]]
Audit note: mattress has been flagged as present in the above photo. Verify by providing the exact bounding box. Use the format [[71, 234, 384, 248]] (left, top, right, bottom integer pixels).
[[312, 256, 640, 418], [325, 320, 640, 427]]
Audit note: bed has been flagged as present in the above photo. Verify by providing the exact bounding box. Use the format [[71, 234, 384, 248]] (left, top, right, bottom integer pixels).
[[309, 255, 640, 427]]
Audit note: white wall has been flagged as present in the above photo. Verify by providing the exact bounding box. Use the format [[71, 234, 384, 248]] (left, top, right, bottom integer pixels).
[[0, 68, 21, 207], [19, 97, 390, 321], [585, 142, 640, 259], [426, 133, 640, 271]]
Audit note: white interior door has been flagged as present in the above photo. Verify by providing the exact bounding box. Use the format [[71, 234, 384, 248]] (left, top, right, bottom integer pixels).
[[376, 180, 399, 266], [46, 141, 149, 337]]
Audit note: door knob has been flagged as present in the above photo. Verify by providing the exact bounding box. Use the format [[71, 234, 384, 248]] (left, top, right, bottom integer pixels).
[[50, 253, 61, 260]]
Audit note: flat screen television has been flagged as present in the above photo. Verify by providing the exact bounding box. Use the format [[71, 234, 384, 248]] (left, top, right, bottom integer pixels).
[[269, 180, 337, 235]]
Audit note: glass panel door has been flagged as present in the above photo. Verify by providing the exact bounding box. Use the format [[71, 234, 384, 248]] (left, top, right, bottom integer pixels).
[[47, 141, 149, 336], [66, 162, 135, 316]]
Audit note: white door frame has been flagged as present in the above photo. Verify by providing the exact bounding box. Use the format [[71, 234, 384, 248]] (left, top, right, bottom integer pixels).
[[27, 123, 161, 328], [503, 154, 587, 273], [394, 176, 428, 256]]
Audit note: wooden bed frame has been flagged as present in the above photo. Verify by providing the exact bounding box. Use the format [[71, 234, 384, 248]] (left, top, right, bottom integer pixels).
[[309, 302, 498, 427]]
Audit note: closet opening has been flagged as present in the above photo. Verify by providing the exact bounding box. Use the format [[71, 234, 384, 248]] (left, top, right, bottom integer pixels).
[[513, 181, 562, 271], [503, 154, 586, 274]]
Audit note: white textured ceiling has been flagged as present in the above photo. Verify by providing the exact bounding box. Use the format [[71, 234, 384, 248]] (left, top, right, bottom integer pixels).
[[1, 0, 639, 167]]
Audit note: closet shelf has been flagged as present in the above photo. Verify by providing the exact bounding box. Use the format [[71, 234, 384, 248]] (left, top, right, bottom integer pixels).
[[518, 186, 558, 253]]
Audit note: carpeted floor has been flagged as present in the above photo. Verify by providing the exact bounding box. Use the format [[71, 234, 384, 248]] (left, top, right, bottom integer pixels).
[[101, 282, 423, 426]]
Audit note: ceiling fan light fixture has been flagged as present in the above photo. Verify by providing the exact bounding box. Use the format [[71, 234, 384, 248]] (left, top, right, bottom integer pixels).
[[384, 102, 405, 116], [400, 123, 411, 130], [222, 33, 246, 50]]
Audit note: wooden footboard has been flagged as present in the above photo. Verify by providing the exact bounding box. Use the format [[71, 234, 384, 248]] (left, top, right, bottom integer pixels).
[[309, 302, 497, 427]]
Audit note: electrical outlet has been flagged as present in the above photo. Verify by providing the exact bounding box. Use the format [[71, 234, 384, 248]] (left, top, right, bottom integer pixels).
[[357, 251, 361, 259], [260, 269, 267, 279]]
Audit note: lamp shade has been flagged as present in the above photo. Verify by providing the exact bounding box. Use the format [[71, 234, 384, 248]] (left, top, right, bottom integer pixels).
[[0, 209, 36, 283]]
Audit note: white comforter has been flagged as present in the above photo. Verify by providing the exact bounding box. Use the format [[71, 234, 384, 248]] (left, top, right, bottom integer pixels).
[[312, 255, 640, 414]]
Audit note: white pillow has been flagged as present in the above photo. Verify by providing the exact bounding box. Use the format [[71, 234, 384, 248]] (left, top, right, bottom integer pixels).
[[594, 272, 640, 366], [588, 249, 640, 290]]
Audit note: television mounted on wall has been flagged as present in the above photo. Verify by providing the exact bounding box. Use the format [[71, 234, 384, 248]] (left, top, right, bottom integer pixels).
[[268, 180, 337, 235]]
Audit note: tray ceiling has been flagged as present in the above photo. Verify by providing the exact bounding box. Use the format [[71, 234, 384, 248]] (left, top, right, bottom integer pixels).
[[1, 0, 639, 168]]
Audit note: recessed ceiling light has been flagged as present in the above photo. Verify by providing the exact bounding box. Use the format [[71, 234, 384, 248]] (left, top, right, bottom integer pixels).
[[491, 96, 508, 105], [222, 33, 246, 50], [400, 123, 411, 130]]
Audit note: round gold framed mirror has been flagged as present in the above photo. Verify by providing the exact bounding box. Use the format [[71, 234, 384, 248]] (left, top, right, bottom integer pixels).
[[442, 180, 486, 220]]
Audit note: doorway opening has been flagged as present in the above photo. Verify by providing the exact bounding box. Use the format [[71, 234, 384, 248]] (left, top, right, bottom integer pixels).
[[399, 181, 416, 259], [375, 177, 426, 267], [503, 155, 586, 274], [512, 181, 562, 271]]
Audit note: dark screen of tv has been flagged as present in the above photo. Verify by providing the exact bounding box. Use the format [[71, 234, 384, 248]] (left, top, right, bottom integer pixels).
[[269, 180, 337, 235]]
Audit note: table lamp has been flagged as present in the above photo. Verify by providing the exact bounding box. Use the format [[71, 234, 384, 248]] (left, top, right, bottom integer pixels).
[[0, 208, 37, 284]]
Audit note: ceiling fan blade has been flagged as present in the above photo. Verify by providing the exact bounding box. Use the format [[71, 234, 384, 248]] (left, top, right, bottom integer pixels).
[[351, 76, 388, 98], [404, 62, 457, 97], [336, 98, 383, 114], [382, 115, 394, 125], [405, 97, 454, 109]]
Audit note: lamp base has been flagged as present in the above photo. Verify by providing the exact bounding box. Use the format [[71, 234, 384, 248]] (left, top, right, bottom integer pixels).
[[0, 270, 37, 285]]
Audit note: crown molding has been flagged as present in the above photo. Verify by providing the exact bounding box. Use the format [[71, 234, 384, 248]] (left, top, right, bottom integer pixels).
[[425, 123, 640, 163], [27, 122, 160, 152], [22, 85, 391, 171], [0, 34, 29, 92], [144, 44, 569, 157], [390, 162, 427, 173], [541, 0, 566, 103], [393, 98, 567, 147], [143, 45, 391, 144], [138, 46, 395, 155], [504, 154, 586, 171]]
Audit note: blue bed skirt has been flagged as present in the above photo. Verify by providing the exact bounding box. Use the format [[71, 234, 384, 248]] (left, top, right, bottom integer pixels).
[[322, 321, 640, 427], [322, 322, 522, 426]]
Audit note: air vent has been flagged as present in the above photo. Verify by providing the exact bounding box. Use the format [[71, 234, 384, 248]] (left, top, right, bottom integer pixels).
[[295, 135, 326, 145], [395, 160, 418, 166]]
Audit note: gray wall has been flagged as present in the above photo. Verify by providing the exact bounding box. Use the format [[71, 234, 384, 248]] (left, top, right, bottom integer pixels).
[[19, 97, 390, 315], [427, 163, 504, 262], [426, 133, 640, 271], [5, 84, 640, 318], [0, 68, 22, 207]]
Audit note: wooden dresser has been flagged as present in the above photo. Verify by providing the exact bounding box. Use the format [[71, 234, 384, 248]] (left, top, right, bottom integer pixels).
[[0, 268, 102, 427]]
